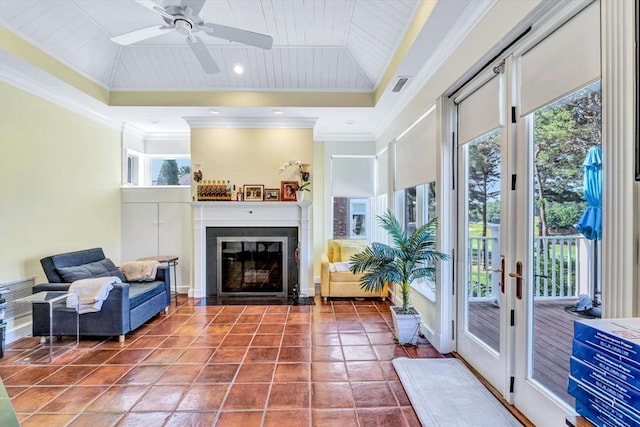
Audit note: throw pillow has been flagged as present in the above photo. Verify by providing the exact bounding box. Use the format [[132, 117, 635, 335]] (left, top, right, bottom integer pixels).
[[339, 242, 368, 262], [57, 258, 126, 283]]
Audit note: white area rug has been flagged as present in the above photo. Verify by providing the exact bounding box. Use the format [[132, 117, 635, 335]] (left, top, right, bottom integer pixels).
[[392, 357, 521, 426]]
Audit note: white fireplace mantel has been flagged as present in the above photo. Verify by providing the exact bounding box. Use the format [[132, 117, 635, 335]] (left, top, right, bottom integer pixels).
[[191, 201, 312, 299]]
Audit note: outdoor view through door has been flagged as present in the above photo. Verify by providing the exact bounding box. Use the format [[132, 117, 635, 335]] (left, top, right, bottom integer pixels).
[[529, 80, 602, 404]]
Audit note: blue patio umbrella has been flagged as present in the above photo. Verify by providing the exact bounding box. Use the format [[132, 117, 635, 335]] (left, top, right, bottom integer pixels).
[[575, 146, 602, 315], [575, 146, 602, 241]]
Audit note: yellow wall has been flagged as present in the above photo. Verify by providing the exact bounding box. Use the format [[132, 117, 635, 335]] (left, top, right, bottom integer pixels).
[[190, 127, 313, 198], [0, 82, 122, 284]]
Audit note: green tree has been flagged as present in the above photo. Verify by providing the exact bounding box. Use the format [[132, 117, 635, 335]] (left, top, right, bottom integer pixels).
[[533, 82, 601, 235], [179, 165, 191, 179], [157, 160, 179, 185], [468, 130, 500, 238]]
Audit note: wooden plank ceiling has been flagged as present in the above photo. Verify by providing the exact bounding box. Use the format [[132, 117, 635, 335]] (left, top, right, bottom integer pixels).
[[0, 0, 418, 91]]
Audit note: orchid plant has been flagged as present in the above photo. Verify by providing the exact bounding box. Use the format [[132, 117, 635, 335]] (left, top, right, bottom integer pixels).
[[279, 160, 310, 184]]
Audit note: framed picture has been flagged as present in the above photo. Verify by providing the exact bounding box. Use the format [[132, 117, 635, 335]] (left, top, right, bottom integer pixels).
[[244, 185, 264, 201], [281, 180, 298, 201], [265, 188, 280, 201]]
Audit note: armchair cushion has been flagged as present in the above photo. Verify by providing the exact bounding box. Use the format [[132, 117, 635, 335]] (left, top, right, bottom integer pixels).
[[56, 258, 125, 283]]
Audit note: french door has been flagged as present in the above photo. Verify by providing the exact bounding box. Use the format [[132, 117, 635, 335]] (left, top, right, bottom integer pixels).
[[456, 2, 602, 425]]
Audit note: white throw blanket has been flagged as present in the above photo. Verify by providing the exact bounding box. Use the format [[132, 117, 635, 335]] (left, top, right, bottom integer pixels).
[[329, 261, 353, 272], [66, 276, 120, 314], [119, 260, 159, 282]]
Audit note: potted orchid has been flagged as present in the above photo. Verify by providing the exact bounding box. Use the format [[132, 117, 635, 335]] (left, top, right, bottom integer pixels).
[[279, 160, 310, 182]]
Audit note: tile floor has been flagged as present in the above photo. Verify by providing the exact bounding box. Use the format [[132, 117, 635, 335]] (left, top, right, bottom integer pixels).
[[0, 296, 446, 426]]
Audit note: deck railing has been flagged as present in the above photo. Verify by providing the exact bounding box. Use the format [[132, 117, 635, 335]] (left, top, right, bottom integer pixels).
[[467, 235, 585, 301]]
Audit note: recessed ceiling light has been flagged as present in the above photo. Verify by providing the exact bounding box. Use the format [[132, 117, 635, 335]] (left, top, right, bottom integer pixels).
[[272, 109, 284, 115], [345, 120, 355, 125], [233, 64, 244, 74], [148, 118, 159, 124], [209, 109, 220, 115]]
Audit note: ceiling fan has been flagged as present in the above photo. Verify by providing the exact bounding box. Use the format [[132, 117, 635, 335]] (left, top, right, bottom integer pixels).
[[110, 0, 273, 74]]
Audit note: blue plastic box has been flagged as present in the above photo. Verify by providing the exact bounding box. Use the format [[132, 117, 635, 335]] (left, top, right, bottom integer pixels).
[[568, 377, 640, 425], [574, 318, 640, 370], [572, 339, 640, 390]]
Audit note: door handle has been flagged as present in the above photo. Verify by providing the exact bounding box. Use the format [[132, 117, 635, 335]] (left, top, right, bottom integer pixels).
[[488, 255, 506, 294], [509, 261, 523, 300]]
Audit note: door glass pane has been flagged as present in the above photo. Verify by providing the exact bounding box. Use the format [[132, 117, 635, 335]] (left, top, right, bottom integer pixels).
[[529, 80, 601, 403], [464, 128, 502, 353], [333, 197, 369, 240]]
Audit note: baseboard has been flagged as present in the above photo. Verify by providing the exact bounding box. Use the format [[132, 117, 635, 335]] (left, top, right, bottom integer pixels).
[[4, 318, 32, 345]]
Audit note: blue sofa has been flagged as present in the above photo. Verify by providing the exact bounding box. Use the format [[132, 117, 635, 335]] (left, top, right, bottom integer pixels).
[[32, 248, 171, 342]]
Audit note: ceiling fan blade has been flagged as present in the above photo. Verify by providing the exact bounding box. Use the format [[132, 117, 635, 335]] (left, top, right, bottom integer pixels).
[[186, 36, 220, 74], [135, 0, 174, 20], [181, 0, 206, 16], [200, 23, 273, 50], [111, 25, 173, 45]]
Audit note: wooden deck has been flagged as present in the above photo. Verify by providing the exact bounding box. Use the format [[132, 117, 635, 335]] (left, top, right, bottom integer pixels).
[[468, 299, 580, 404]]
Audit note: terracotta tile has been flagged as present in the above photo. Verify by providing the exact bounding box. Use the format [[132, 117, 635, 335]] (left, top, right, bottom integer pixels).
[[243, 306, 268, 315], [273, 363, 310, 382], [216, 411, 263, 427], [0, 365, 26, 379], [238, 314, 264, 323], [222, 334, 254, 346], [339, 332, 371, 345], [195, 363, 239, 383], [311, 362, 348, 382], [235, 363, 276, 382], [204, 324, 233, 334], [379, 361, 400, 380], [264, 409, 310, 427], [4, 386, 28, 398], [311, 322, 338, 333], [342, 345, 377, 361], [266, 306, 289, 313], [70, 349, 120, 365], [20, 413, 76, 427], [312, 333, 340, 346], [190, 334, 225, 347], [345, 361, 386, 381], [221, 306, 246, 314], [362, 322, 392, 332], [142, 348, 183, 364], [175, 323, 207, 334], [117, 412, 171, 425], [164, 412, 218, 427], [257, 323, 285, 334], [357, 408, 406, 427], [223, 383, 270, 410], [401, 406, 422, 427], [177, 384, 228, 410], [40, 385, 108, 412], [311, 382, 354, 408], [333, 305, 356, 313], [284, 324, 309, 334], [158, 335, 196, 348], [278, 347, 310, 362], [312, 409, 359, 427], [85, 385, 149, 412], [389, 380, 411, 406], [211, 314, 239, 324], [211, 347, 247, 363], [268, 382, 309, 408], [67, 412, 122, 426], [127, 335, 161, 349], [104, 349, 152, 365], [2, 366, 60, 386], [251, 334, 282, 346], [155, 364, 202, 384], [10, 385, 67, 412], [367, 331, 395, 344], [336, 321, 365, 332], [245, 347, 279, 362], [262, 314, 288, 324], [373, 344, 409, 360], [174, 347, 214, 364], [351, 382, 396, 407], [311, 346, 344, 361], [36, 365, 96, 385], [116, 365, 168, 384], [77, 365, 132, 385], [281, 333, 311, 346], [131, 385, 187, 411]]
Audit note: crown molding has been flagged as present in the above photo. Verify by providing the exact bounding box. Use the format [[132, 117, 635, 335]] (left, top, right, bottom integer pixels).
[[145, 132, 191, 141], [183, 116, 317, 129], [314, 131, 375, 143], [0, 57, 122, 131]]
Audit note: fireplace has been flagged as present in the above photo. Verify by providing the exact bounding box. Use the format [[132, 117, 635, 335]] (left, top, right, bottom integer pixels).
[[191, 202, 312, 299], [206, 227, 298, 297]]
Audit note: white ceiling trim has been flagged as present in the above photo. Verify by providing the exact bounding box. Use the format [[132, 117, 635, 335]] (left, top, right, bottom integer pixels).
[[313, 131, 374, 143], [183, 116, 317, 129]]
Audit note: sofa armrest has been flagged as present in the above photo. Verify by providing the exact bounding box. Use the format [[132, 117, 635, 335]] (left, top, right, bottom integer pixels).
[[320, 254, 330, 298], [33, 283, 71, 293], [154, 265, 171, 306]]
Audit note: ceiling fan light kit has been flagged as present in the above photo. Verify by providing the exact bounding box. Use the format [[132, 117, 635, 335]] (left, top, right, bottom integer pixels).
[[110, 0, 273, 74]]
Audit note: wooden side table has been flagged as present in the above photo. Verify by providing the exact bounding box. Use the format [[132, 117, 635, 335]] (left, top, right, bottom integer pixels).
[[138, 255, 179, 305]]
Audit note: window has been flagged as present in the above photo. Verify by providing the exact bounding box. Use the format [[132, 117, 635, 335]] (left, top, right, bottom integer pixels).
[[332, 197, 370, 240], [126, 152, 140, 185], [150, 157, 191, 186]]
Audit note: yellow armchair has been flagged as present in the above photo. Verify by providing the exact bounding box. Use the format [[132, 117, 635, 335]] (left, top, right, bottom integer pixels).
[[320, 239, 388, 302]]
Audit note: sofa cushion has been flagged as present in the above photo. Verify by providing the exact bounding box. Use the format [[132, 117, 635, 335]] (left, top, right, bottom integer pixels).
[[339, 242, 368, 262], [56, 258, 125, 283], [129, 281, 166, 309]]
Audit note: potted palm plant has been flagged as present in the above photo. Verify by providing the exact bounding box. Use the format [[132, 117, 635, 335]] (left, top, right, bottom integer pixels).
[[349, 210, 449, 344]]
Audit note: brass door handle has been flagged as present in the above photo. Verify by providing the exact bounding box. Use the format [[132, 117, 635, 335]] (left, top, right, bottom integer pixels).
[[490, 256, 506, 294], [508, 272, 522, 279], [488, 268, 503, 273]]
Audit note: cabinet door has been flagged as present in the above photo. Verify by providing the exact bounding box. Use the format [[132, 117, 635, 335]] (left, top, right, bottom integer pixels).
[[122, 203, 159, 261], [158, 203, 183, 257]]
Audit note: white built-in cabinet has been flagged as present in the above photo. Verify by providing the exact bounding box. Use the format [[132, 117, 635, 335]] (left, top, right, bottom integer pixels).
[[121, 187, 191, 294]]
